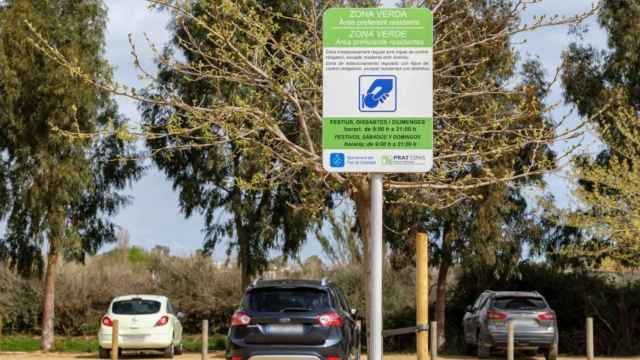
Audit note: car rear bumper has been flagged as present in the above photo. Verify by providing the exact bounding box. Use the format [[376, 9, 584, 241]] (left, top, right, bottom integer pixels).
[[227, 340, 347, 360], [98, 332, 173, 349], [487, 330, 556, 348], [249, 356, 322, 360]]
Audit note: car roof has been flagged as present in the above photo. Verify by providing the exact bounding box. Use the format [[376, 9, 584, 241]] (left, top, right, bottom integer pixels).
[[487, 291, 543, 298], [111, 294, 168, 302], [248, 278, 331, 290]]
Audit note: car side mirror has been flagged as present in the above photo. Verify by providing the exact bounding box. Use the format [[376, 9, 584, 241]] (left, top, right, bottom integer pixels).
[[350, 308, 357, 316], [177, 312, 185, 319]]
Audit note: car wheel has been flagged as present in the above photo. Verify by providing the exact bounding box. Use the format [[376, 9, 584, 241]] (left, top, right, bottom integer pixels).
[[477, 331, 491, 358], [477, 344, 491, 358], [163, 343, 175, 359], [98, 347, 109, 359], [464, 342, 476, 356], [544, 344, 558, 360], [523, 349, 537, 357], [175, 342, 183, 355]]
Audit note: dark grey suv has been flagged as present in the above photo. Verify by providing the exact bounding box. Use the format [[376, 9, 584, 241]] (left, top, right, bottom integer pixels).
[[463, 291, 558, 360], [226, 278, 361, 360]]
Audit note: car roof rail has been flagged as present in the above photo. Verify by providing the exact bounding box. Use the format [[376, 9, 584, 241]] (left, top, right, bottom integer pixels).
[[251, 277, 260, 287]]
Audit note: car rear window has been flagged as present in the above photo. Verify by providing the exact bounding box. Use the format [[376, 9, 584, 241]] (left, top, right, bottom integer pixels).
[[245, 287, 331, 313], [493, 296, 547, 310], [112, 299, 162, 315]]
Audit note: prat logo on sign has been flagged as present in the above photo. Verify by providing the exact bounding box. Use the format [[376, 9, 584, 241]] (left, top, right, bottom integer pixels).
[[393, 155, 409, 161]]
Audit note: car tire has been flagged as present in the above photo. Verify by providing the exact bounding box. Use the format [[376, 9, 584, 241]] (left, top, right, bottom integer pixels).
[[464, 342, 476, 356], [175, 343, 184, 355], [354, 338, 361, 360], [477, 331, 491, 358], [544, 345, 558, 360], [353, 324, 362, 360], [99, 347, 110, 359], [477, 344, 491, 358], [163, 343, 175, 359]]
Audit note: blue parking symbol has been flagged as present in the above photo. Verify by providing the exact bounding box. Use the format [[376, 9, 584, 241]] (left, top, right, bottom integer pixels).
[[359, 75, 397, 112], [330, 153, 345, 168]]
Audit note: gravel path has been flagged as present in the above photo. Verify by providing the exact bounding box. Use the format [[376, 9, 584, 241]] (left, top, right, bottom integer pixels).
[[0, 351, 225, 359], [2, 353, 639, 360]]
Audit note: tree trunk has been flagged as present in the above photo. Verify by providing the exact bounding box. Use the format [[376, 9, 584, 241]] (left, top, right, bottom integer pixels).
[[436, 222, 453, 351], [236, 217, 251, 289], [231, 150, 251, 290], [240, 240, 251, 290], [352, 176, 373, 351], [435, 258, 450, 351], [41, 246, 59, 351]]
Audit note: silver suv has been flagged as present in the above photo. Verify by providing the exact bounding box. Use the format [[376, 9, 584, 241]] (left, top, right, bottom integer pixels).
[[463, 291, 558, 360]]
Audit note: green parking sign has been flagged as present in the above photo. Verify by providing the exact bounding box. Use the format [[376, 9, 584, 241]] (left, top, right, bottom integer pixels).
[[322, 8, 433, 173]]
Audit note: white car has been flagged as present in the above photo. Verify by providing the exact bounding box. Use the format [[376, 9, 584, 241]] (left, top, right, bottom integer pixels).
[[98, 294, 184, 358]]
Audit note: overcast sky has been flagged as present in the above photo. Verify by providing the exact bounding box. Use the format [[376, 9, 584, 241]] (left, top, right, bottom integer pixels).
[[103, 0, 606, 260]]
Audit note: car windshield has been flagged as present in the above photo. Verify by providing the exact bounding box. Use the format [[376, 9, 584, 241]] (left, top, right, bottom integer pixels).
[[112, 299, 162, 315], [245, 287, 331, 313], [493, 296, 546, 310]]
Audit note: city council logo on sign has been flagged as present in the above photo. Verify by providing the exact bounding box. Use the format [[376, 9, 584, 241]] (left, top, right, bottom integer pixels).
[[322, 8, 433, 173]]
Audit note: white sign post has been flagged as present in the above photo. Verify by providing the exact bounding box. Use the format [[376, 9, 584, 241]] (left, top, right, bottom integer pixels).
[[322, 7, 433, 360]]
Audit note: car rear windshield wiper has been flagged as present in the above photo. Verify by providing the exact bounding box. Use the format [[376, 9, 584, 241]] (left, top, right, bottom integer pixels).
[[280, 307, 312, 312]]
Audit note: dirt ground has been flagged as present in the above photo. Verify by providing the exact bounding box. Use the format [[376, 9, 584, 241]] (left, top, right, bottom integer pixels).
[[3, 353, 640, 360]]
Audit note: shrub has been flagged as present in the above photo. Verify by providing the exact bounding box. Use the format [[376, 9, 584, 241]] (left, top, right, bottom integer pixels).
[[0, 251, 242, 336], [0, 264, 41, 335], [148, 254, 242, 334]]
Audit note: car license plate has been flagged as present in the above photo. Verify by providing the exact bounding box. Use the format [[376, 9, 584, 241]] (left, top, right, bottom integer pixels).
[[123, 335, 147, 341], [265, 324, 304, 335]]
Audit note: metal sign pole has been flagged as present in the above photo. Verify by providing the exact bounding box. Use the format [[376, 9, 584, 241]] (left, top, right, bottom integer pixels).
[[370, 173, 384, 360]]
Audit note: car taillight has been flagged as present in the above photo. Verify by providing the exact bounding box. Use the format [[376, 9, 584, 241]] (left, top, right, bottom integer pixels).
[[317, 311, 343, 327], [231, 311, 251, 326], [327, 357, 341, 360], [155, 315, 169, 327], [487, 310, 507, 321], [538, 311, 555, 321], [102, 316, 113, 327], [232, 357, 243, 360]]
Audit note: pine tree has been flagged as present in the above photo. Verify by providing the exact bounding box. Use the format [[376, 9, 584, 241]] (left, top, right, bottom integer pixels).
[[0, 0, 142, 350]]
